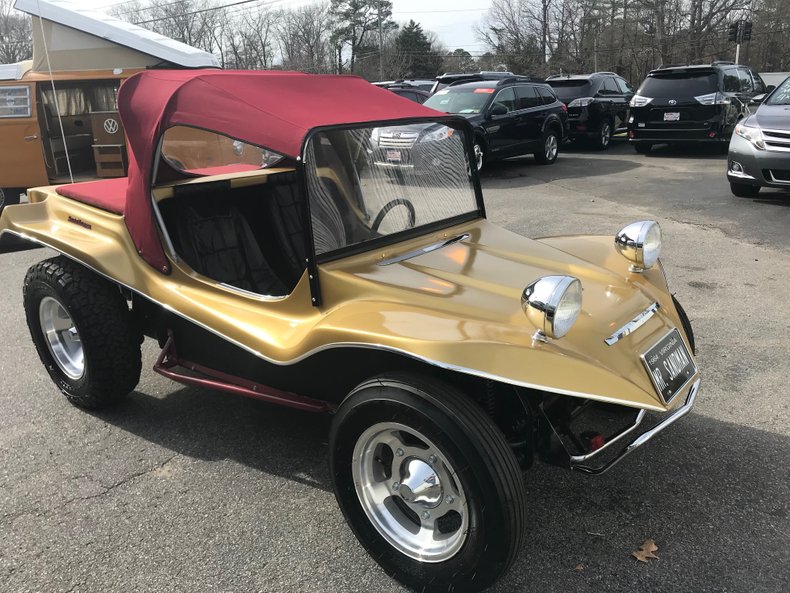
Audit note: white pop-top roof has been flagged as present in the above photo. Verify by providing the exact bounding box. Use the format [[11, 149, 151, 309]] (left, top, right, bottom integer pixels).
[[0, 61, 33, 81], [14, 0, 220, 69]]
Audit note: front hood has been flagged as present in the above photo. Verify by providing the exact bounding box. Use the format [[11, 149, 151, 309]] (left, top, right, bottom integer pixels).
[[754, 104, 790, 130], [319, 219, 694, 411]]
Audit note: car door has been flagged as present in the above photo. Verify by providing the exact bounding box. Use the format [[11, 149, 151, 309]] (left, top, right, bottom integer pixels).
[[483, 87, 520, 156], [596, 77, 622, 129], [515, 85, 545, 152]]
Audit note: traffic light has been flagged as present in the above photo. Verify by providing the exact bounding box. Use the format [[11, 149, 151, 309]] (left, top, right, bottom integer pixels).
[[742, 21, 752, 41], [728, 22, 739, 42]]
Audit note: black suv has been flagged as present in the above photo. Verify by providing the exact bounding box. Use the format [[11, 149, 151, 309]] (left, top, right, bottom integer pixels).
[[547, 72, 634, 149], [370, 78, 568, 172], [374, 82, 431, 104], [628, 62, 768, 153]]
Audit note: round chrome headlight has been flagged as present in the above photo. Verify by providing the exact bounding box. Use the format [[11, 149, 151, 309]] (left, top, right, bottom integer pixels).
[[614, 220, 662, 271], [521, 275, 582, 341]]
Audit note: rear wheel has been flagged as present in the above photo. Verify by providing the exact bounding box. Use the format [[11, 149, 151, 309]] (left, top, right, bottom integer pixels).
[[634, 142, 652, 154], [330, 374, 526, 593], [0, 187, 22, 214], [23, 256, 142, 409], [534, 129, 560, 165], [730, 182, 760, 198], [593, 120, 613, 150]]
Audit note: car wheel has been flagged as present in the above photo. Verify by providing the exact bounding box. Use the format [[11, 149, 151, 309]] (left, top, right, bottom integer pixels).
[[0, 187, 22, 214], [729, 182, 760, 198], [473, 139, 486, 172], [23, 256, 142, 409], [535, 129, 559, 164], [634, 143, 652, 154], [595, 121, 613, 150], [330, 374, 526, 593]]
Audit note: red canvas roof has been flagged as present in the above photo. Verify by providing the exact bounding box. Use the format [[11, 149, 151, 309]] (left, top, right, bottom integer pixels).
[[117, 69, 442, 272]]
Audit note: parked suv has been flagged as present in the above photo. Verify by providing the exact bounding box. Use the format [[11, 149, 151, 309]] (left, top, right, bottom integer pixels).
[[430, 71, 519, 94], [372, 78, 568, 172], [628, 62, 768, 153], [373, 81, 431, 104], [547, 72, 634, 149]]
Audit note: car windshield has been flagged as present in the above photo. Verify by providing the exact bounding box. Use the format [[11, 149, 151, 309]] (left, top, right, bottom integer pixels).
[[304, 123, 479, 257], [639, 72, 718, 97], [423, 88, 493, 114], [548, 80, 592, 99], [766, 78, 790, 105]]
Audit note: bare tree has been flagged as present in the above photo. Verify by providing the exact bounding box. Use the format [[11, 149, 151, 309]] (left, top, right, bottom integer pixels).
[[0, 0, 32, 63]]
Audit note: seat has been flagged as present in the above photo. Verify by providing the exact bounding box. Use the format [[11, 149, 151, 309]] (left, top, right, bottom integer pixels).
[[175, 199, 288, 297]]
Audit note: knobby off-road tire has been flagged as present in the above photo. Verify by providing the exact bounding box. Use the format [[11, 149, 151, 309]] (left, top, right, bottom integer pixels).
[[330, 374, 526, 593], [672, 294, 696, 355], [0, 187, 22, 214], [23, 256, 142, 409]]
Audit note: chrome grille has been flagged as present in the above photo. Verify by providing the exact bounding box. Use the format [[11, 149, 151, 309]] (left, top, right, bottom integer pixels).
[[378, 132, 418, 149], [762, 129, 790, 153]]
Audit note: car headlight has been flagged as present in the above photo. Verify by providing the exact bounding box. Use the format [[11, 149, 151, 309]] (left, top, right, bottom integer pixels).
[[422, 126, 454, 142], [521, 275, 582, 341], [615, 220, 662, 272], [630, 95, 653, 107], [735, 122, 765, 150]]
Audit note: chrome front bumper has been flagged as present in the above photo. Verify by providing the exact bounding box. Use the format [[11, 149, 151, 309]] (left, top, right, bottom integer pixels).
[[539, 378, 700, 475]]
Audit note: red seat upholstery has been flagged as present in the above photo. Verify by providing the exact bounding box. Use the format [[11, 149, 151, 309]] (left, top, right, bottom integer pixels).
[[56, 178, 127, 214]]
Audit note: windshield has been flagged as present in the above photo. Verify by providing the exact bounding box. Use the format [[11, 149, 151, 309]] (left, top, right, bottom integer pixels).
[[548, 80, 592, 99], [423, 88, 493, 115], [766, 77, 790, 105], [639, 73, 718, 97], [304, 123, 479, 257]]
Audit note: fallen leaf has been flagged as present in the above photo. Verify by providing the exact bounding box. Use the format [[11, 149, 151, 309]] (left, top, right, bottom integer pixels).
[[632, 538, 659, 563], [574, 563, 586, 572]]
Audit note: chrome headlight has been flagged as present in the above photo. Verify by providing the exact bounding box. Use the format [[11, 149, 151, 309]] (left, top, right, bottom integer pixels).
[[521, 275, 582, 341], [615, 220, 662, 272], [735, 122, 765, 150], [422, 126, 454, 142]]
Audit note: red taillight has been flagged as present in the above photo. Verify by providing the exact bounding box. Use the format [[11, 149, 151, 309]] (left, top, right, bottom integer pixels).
[[709, 131, 716, 138], [629, 131, 635, 138], [561, 103, 568, 113], [590, 434, 606, 451]]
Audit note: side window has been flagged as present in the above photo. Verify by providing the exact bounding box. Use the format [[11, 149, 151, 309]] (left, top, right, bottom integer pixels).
[[615, 77, 633, 94], [737, 69, 753, 92], [0, 85, 32, 118], [723, 69, 740, 92], [751, 72, 766, 93], [537, 86, 556, 105], [601, 77, 620, 95], [493, 87, 517, 112], [515, 86, 541, 109]]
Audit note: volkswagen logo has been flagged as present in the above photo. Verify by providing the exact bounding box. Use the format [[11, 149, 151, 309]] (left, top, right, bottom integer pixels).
[[103, 118, 120, 135], [668, 99, 677, 106]]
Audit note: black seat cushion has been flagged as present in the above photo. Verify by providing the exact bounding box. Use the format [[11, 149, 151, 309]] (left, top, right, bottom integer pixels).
[[176, 199, 288, 296]]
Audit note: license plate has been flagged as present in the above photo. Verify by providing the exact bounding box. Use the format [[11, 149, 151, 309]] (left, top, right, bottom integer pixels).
[[641, 328, 696, 404], [386, 149, 401, 162], [663, 112, 680, 121]]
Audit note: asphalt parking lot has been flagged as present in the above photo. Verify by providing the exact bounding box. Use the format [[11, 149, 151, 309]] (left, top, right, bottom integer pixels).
[[1, 140, 788, 593]]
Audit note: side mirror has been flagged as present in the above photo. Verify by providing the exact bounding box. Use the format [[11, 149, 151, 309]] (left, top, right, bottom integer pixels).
[[750, 93, 767, 105], [489, 103, 508, 117], [766, 85, 776, 93]]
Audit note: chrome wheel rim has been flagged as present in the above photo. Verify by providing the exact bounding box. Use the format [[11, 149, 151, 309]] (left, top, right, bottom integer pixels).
[[474, 143, 484, 171], [39, 296, 84, 380], [352, 421, 468, 562], [601, 123, 611, 147], [545, 134, 558, 160]]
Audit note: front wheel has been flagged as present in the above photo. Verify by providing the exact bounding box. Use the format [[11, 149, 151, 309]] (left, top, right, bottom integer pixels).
[[330, 374, 526, 593], [730, 182, 760, 198], [23, 256, 142, 409], [534, 129, 559, 165]]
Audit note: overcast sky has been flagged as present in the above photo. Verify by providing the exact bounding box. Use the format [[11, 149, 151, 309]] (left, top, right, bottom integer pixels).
[[84, 0, 493, 52]]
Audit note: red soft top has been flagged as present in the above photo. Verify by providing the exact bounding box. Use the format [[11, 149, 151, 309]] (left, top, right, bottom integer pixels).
[[117, 69, 443, 273], [57, 177, 127, 214]]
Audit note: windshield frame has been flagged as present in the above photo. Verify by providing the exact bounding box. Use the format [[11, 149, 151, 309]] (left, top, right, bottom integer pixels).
[[297, 116, 486, 305]]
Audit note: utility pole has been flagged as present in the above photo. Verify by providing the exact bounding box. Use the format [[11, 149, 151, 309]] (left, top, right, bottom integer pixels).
[[378, 2, 384, 80]]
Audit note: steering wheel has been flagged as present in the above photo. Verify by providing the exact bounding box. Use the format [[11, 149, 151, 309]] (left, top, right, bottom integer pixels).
[[371, 198, 416, 233]]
